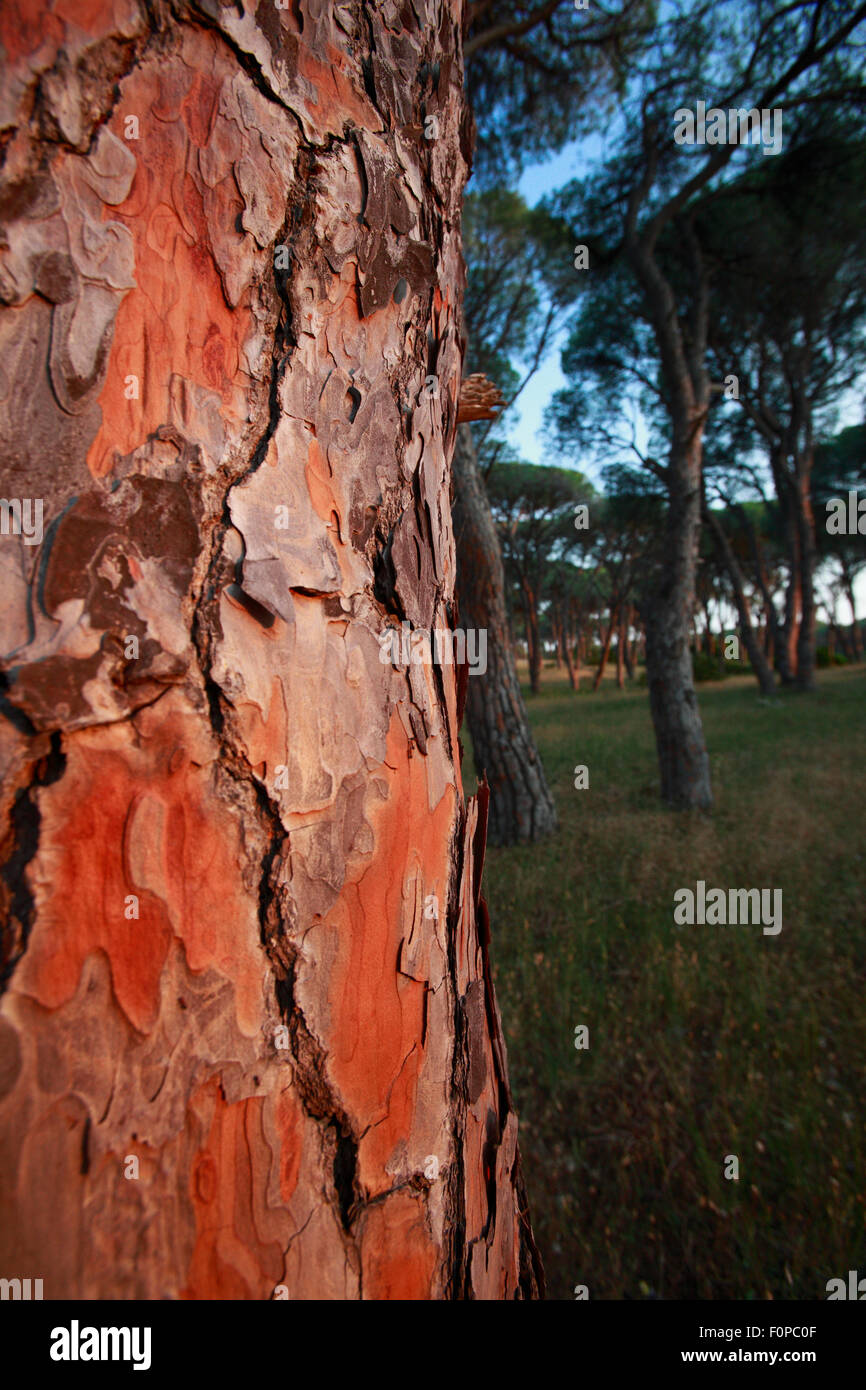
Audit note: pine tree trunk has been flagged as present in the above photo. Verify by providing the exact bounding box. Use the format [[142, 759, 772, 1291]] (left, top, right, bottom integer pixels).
[[521, 579, 542, 695], [642, 439, 713, 810], [0, 0, 541, 1301], [623, 605, 635, 680], [563, 629, 578, 690], [452, 427, 557, 846], [741, 510, 790, 683], [793, 468, 817, 691], [593, 604, 617, 691], [625, 235, 713, 811], [783, 546, 802, 680], [705, 511, 776, 697], [844, 579, 863, 661]]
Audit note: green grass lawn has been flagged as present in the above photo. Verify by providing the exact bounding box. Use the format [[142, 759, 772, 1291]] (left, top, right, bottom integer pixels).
[[476, 663, 866, 1299]]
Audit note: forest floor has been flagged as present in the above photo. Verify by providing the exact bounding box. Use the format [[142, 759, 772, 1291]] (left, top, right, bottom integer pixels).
[[475, 662, 866, 1300]]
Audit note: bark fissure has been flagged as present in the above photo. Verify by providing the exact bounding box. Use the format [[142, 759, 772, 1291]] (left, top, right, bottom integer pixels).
[[0, 731, 66, 993]]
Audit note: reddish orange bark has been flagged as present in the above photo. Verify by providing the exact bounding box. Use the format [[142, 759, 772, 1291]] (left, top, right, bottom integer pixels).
[[0, 0, 541, 1300]]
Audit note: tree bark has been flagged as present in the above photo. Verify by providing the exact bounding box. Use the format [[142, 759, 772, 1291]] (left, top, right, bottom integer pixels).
[[452, 426, 557, 846], [623, 605, 635, 680], [0, 0, 542, 1301], [552, 607, 563, 669], [704, 511, 776, 697], [703, 601, 714, 656], [739, 504, 791, 684], [521, 577, 542, 695], [626, 233, 713, 810], [641, 437, 713, 810], [793, 466, 817, 690], [616, 608, 627, 688], [843, 569, 863, 660], [593, 604, 617, 691], [780, 488, 803, 682]]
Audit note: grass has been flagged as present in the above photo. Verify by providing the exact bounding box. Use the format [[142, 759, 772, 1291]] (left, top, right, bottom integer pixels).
[[474, 662, 866, 1299]]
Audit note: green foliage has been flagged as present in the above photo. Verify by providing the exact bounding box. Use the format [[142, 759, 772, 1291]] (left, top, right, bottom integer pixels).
[[816, 646, 847, 669], [465, 0, 653, 184], [692, 648, 725, 682]]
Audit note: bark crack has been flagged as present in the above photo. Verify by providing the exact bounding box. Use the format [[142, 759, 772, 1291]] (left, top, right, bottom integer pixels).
[[0, 730, 66, 995]]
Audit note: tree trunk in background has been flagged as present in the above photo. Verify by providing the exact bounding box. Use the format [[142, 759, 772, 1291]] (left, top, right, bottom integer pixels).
[[626, 234, 713, 810], [843, 570, 863, 660], [793, 467, 817, 691], [563, 627, 578, 690], [642, 436, 713, 810], [623, 606, 635, 680], [594, 604, 618, 691], [553, 607, 563, 668], [521, 578, 542, 695], [703, 603, 714, 656], [705, 511, 776, 697], [0, 0, 542, 1301], [783, 537, 802, 679], [452, 426, 557, 846], [741, 508, 790, 683]]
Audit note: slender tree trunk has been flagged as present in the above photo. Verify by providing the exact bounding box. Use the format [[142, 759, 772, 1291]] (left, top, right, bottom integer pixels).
[[794, 466, 817, 690], [740, 507, 791, 684], [0, 1, 542, 1301], [623, 606, 635, 680], [829, 621, 848, 659], [844, 579, 863, 661], [642, 435, 713, 809], [626, 229, 713, 809], [705, 512, 776, 697], [783, 545, 802, 680], [616, 611, 626, 689], [553, 607, 564, 668], [703, 601, 714, 656], [593, 604, 618, 691], [567, 603, 578, 689], [452, 427, 557, 845], [521, 579, 542, 695]]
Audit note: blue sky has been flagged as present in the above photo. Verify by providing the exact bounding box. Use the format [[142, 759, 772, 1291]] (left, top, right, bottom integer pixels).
[[475, 137, 606, 477], [510, 144, 584, 469], [468, 140, 866, 617]]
